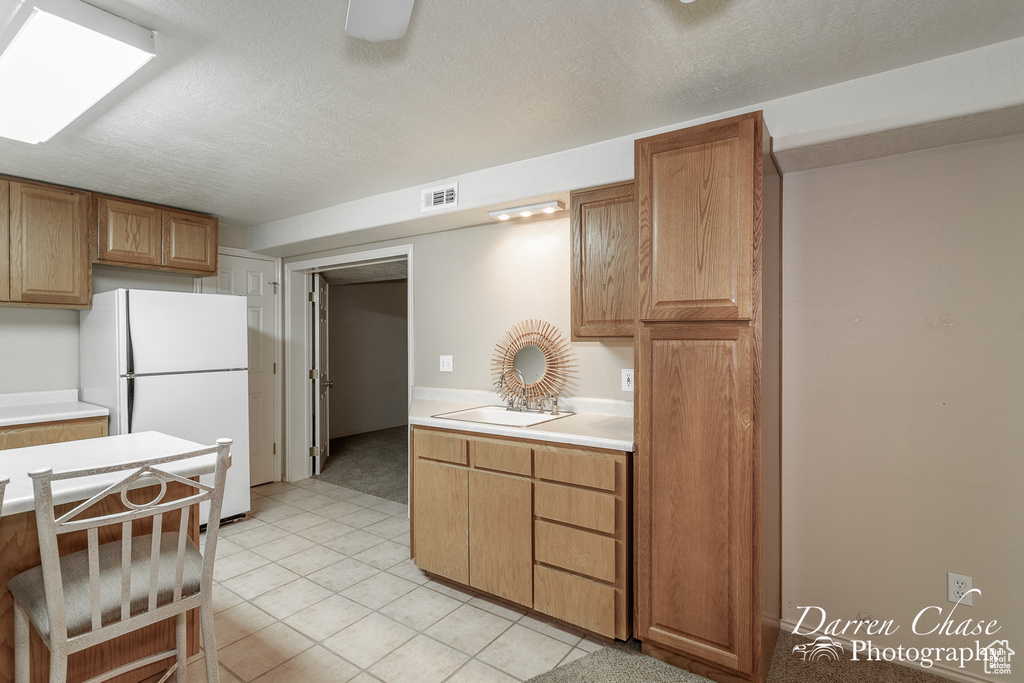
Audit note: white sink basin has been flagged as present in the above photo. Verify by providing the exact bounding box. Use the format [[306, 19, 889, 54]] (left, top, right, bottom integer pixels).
[[433, 405, 573, 428]]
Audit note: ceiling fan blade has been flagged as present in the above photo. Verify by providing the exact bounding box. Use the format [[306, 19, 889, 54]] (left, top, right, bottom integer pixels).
[[345, 0, 415, 42]]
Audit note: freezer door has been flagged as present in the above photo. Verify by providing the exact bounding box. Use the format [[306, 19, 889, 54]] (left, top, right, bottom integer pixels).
[[128, 290, 248, 374], [129, 370, 251, 524]]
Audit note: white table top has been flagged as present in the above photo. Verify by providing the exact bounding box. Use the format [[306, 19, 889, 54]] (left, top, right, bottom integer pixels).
[[410, 398, 634, 452], [0, 431, 216, 518]]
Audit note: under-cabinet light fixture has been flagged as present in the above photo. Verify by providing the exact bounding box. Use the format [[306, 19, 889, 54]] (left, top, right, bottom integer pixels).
[[488, 200, 565, 222], [0, 0, 155, 144]]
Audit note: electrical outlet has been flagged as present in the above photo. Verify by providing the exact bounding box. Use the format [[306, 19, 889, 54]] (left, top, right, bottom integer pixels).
[[439, 355, 453, 372], [948, 572, 973, 606], [622, 369, 634, 392]]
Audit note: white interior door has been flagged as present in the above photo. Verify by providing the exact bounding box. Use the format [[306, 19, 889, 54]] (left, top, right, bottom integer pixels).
[[313, 274, 330, 474], [200, 253, 281, 485]]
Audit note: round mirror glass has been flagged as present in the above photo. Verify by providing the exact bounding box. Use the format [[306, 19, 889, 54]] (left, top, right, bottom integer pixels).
[[513, 344, 546, 385]]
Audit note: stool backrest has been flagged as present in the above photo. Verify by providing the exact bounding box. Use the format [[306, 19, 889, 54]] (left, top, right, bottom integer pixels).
[[29, 438, 231, 640]]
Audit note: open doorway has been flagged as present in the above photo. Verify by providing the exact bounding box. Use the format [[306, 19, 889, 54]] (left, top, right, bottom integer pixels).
[[314, 260, 409, 502]]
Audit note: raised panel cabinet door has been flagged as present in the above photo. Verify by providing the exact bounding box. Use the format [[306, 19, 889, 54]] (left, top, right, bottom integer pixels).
[[468, 468, 533, 607], [163, 210, 218, 273], [95, 196, 161, 266], [0, 179, 9, 301], [412, 456, 469, 584], [570, 181, 638, 339], [635, 322, 755, 676], [9, 181, 91, 306], [636, 112, 762, 321]]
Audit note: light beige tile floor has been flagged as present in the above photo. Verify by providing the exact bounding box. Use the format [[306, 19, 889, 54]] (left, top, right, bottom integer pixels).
[[187, 479, 606, 682]]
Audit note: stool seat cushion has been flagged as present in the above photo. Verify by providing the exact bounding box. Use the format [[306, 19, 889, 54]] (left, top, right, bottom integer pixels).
[[8, 533, 203, 640]]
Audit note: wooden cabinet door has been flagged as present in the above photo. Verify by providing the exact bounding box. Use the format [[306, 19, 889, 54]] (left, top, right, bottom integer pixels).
[[636, 112, 762, 322], [9, 181, 90, 306], [0, 179, 9, 301], [635, 322, 755, 676], [468, 468, 533, 606], [412, 457, 469, 584], [96, 196, 162, 266], [570, 181, 637, 339], [163, 210, 218, 273]]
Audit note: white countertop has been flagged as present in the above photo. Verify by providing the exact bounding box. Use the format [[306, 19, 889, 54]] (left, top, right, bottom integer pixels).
[[0, 431, 217, 518], [0, 390, 108, 428], [410, 397, 634, 452]]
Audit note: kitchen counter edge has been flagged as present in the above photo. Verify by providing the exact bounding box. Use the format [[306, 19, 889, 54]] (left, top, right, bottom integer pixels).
[[409, 398, 634, 452]]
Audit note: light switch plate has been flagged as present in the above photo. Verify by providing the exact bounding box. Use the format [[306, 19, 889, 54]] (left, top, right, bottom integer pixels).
[[440, 355, 453, 372], [622, 369, 634, 391]]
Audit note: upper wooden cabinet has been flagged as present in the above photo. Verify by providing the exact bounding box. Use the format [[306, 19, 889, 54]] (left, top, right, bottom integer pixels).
[[570, 181, 637, 339], [2, 179, 91, 308], [0, 180, 9, 302], [95, 196, 161, 266], [636, 112, 761, 321], [95, 195, 218, 275]]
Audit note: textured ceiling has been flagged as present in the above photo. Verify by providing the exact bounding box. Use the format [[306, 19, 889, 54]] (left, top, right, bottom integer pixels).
[[319, 258, 407, 286], [0, 0, 1022, 229]]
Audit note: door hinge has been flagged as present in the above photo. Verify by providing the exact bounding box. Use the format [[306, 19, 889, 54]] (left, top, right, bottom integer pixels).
[[309, 446, 319, 458], [308, 291, 317, 303], [269, 281, 279, 294], [273, 362, 277, 374], [272, 443, 276, 455], [309, 369, 317, 380]]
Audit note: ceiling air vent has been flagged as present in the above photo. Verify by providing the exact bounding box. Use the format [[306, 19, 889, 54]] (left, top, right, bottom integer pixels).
[[420, 183, 458, 213]]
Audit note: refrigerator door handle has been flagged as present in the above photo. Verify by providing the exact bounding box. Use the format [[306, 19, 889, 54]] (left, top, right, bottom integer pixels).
[[126, 374, 135, 433], [125, 290, 135, 375]]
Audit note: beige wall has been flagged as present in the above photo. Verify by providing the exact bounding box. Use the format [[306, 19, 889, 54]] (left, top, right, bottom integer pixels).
[[288, 214, 635, 402], [781, 133, 1024, 678], [328, 281, 408, 437]]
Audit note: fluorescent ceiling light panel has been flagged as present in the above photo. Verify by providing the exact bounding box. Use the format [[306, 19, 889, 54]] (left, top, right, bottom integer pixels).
[[489, 200, 566, 221], [0, 0, 155, 144]]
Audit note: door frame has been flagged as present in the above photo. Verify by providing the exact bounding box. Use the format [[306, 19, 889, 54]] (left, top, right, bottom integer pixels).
[[283, 245, 414, 481], [195, 246, 285, 482]]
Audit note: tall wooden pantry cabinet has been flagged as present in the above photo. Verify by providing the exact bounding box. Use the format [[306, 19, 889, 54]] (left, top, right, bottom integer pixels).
[[633, 111, 781, 682]]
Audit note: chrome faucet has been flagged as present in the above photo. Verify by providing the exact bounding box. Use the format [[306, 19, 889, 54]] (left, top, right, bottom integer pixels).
[[497, 368, 527, 411]]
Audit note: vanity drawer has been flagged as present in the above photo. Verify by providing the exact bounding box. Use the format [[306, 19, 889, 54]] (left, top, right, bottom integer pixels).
[[535, 446, 616, 491], [414, 429, 468, 465], [534, 565, 615, 638], [534, 481, 615, 534], [535, 519, 615, 583], [470, 438, 531, 476]]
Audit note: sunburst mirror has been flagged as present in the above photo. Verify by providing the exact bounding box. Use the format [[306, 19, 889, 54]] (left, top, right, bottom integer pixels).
[[492, 319, 574, 403]]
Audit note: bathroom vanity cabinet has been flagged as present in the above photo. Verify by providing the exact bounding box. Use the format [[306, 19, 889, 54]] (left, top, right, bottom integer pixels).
[[411, 426, 631, 639]]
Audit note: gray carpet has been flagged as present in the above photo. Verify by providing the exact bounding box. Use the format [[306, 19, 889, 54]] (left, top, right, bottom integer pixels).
[[314, 426, 409, 504], [527, 632, 955, 683]]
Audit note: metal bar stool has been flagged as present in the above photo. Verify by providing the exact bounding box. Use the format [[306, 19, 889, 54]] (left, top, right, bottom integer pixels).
[[8, 439, 232, 683]]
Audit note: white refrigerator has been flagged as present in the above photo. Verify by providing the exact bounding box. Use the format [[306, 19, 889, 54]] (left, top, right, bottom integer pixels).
[[80, 289, 251, 524]]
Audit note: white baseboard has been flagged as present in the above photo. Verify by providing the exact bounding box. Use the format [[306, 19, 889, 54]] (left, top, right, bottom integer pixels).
[[779, 618, 994, 683]]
